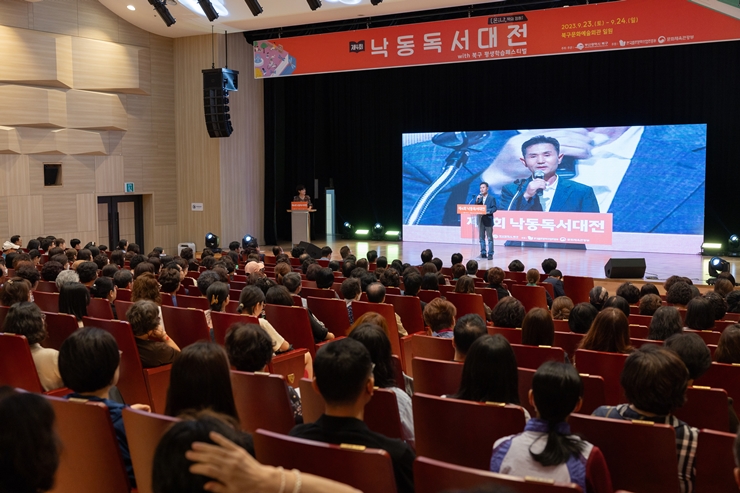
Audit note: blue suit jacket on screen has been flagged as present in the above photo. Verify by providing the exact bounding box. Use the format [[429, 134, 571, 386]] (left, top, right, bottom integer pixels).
[[499, 177, 599, 213]]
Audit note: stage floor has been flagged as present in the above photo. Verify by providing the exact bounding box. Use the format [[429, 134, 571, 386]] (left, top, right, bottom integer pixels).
[[276, 238, 732, 287]]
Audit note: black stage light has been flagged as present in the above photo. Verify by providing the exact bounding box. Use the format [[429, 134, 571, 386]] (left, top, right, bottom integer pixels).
[[205, 232, 220, 250], [242, 234, 258, 250], [708, 256, 730, 278], [306, 0, 322, 10], [372, 222, 385, 239], [197, 0, 219, 21], [729, 234, 740, 256], [371, 0, 382, 4], [245, 0, 263, 16], [148, 0, 176, 27], [342, 222, 354, 239]]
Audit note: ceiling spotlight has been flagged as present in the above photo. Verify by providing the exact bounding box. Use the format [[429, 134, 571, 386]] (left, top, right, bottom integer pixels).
[[127, 5, 136, 11], [306, 0, 322, 10], [148, 0, 176, 26], [197, 0, 219, 21], [708, 256, 730, 278], [371, 0, 382, 4], [245, 0, 263, 16]]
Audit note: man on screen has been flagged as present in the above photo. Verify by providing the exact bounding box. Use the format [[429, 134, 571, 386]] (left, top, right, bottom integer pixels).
[[499, 135, 599, 213], [476, 182, 497, 259]]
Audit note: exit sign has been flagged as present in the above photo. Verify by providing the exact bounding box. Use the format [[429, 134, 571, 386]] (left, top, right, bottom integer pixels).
[[124, 182, 135, 193]]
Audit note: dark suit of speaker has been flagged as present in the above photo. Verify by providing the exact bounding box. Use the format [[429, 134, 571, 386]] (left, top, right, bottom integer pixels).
[[604, 258, 646, 278]]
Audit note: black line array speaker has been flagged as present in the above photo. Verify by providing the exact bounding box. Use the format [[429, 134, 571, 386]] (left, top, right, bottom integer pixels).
[[604, 258, 646, 279], [298, 241, 323, 259], [202, 68, 239, 138]]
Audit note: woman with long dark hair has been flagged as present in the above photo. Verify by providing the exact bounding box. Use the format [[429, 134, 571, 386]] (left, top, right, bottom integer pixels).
[[577, 307, 633, 355], [59, 282, 90, 327]]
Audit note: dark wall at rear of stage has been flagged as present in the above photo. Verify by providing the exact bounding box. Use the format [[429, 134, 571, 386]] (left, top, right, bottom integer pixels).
[[263, 40, 740, 245]]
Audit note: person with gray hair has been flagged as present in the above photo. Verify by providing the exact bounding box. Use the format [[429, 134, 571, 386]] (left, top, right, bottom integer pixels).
[[55, 269, 79, 292]]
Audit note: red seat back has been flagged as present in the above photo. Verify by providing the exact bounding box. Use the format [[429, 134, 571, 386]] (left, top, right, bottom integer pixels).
[[413, 392, 526, 470], [0, 333, 44, 392], [114, 300, 134, 321], [410, 334, 455, 361], [116, 288, 132, 301], [88, 298, 114, 320], [230, 370, 295, 434], [44, 312, 80, 351], [254, 429, 398, 493], [694, 362, 740, 416], [414, 456, 583, 493], [474, 287, 499, 309], [509, 284, 548, 312], [684, 329, 721, 345], [629, 324, 649, 339], [444, 291, 487, 320], [487, 326, 523, 344], [412, 357, 463, 396], [121, 408, 179, 493], [574, 349, 628, 405], [518, 368, 605, 416], [352, 301, 402, 357], [553, 331, 584, 357], [175, 294, 210, 310], [510, 343, 565, 369], [210, 311, 259, 345], [674, 386, 730, 431], [34, 291, 59, 313], [291, 294, 303, 306], [306, 297, 351, 335], [504, 271, 527, 282], [264, 304, 318, 357], [386, 294, 425, 334], [417, 289, 441, 303], [569, 413, 681, 493], [269, 348, 308, 385], [629, 313, 652, 326], [562, 275, 594, 304], [160, 305, 211, 349], [694, 429, 737, 493], [301, 287, 336, 299], [35, 280, 58, 292], [46, 395, 131, 493], [553, 319, 570, 332]]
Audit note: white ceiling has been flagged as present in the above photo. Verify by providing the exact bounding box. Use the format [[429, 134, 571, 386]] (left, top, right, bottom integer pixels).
[[98, 0, 503, 38]]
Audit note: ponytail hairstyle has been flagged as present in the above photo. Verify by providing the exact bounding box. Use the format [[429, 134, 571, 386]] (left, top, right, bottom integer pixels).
[[206, 281, 229, 313], [237, 285, 265, 316], [529, 361, 585, 466]]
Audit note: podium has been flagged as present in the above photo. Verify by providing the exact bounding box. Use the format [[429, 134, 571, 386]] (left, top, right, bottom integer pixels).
[[289, 202, 313, 246], [457, 204, 486, 243]]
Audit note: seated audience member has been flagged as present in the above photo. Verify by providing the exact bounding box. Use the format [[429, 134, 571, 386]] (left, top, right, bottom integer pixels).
[[0, 389, 60, 493], [551, 296, 574, 321], [616, 282, 641, 305], [225, 323, 302, 422], [423, 297, 456, 338], [454, 275, 491, 320], [265, 285, 333, 342], [420, 262, 437, 276], [491, 296, 525, 329], [165, 342, 254, 450], [450, 252, 463, 266], [59, 328, 152, 487], [521, 308, 556, 347], [273, 262, 292, 285], [341, 277, 362, 324], [101, 263, 119, 279], [486, 266, 510, 300], [465, 259, 479, 277], [0, 277, 30, 306], [568, 302, 598, 334], [715, 278, 735, 298], [289, 338, 415, 493], [420, 272, 439, 292], [90, 276, 117, 316], [715, 324, 740, 364], [603, 295, 630, 318], [380, 268, 401, 289], [402, 272, 426, 309], [664, 332, 739, 433], [204, 282, 229, 329], [577, 307, 633, 354], [153, 414, 357, 493], [16, 264, 40, 291], [592, 345, 697, 493], [428, 257, 442, 273], [647, 306, 684, 341], [355, 258, 369, 272], [282, 272, 307, 308], [726, 291, 740, 313], [589, 286, 609, 311], [453, 313, 487, 362], [305, 263, 322, 281], [452, 335, 526, 414], [542, 268, 566, 298], [349, 324, 414, 446], [128, 300, 180, 368], [110, 249, 125, 268], [508, 259, 525, 272], [113, 268, 133, 290], [40, 261, 64, 283], [640, 283, 660, 297], [684, 296, 715, 331], [55, 270, 79, 292], [347, 312, 391, 339], [367, 282, 408, 337], [704, 291, 728, 321], [541, 258, 557, 275], [420, 248, 433, 265], [51, 253, 70, 270], [451, 263, 467, 281], [3, 302, 63, 390], [93, 254, 109, 271], [639, 293, 663, 316], [316, 267, 336, 291], [526, 268, 553, 308], [196, 270, 221, 297], [59, 282, 90, 327], [158, 267, 181, 305], [666, 281, 693, 307], [491, 362, 612, 493]]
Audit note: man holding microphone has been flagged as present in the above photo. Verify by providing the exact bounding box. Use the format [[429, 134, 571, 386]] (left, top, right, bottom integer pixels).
[[476, 182, 497, 260]]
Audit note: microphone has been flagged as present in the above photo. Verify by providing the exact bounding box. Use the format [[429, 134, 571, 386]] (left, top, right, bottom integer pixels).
[[534, 171, 545, 197]]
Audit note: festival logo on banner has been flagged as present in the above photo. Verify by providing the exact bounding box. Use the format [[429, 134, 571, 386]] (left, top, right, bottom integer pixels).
[[254, 0, 740, 78]]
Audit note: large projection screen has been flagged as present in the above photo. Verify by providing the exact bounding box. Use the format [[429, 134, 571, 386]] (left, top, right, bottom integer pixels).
[[402, 125, 707, 254]]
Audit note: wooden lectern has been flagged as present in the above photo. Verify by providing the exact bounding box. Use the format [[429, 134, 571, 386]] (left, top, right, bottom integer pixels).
[[457, 204, 486, 244]]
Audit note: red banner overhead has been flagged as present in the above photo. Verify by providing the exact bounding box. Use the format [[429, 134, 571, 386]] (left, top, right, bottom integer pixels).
[[253, 0, 740, 78]]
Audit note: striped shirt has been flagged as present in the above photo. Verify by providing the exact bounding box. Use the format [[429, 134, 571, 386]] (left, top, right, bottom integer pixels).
[[592, 404, 698, 493]]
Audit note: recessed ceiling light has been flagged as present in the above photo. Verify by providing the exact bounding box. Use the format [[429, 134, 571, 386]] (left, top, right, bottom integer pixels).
[[127, 5, 136, 10]]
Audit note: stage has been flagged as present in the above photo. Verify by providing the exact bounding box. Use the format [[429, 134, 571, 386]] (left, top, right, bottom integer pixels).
[[275, 238, 734, 289]]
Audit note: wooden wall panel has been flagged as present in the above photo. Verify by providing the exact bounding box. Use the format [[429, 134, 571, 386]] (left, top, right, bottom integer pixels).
[[43, 193, 78, 233], [143, 156, 176, 225], [0, 85, 67, 128], [28, 155, 95, 196], [71, 37, 151, 95], [95, 155, 124, 194], [8, 194, 44, 238], [61, 129, 108, 156], [0, 0, 30, 30], [0, 196, 10, 240], [4, 154, 30, 197], [122, 156, 143, 193], [0, 127, 21, 154], [118, 17, 149, 48], [30, 0, 78, 37], [66, 90, 127, 131], [77, 193, 97, 232], [15, 128, 64, 155], [0, 27, 73, 88], [219, 33, 265, 243], [153, 224, 177, 254], [77, 0, 119, 43], [121, 94, 152, 157]]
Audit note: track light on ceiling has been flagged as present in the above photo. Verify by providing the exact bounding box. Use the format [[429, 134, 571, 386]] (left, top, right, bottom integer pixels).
[[371, 0, 382, 4], [197, 0, 219, 21], [244, 0, 263, 16], [148, 0, 176, 26], [306, 0, 322, 11]]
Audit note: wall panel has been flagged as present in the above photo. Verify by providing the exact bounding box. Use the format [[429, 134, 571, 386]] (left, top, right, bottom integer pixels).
[[8, 194, 44, 238], [0, 0, 29, 30], [30, 0, 78, 37], [0, 26, 72, 88], [71, 37, 151, 95], [0, 85, 67, 128], [95, 155, 124, 194]]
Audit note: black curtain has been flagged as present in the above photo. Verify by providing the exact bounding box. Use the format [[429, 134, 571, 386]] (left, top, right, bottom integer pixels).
[[264, 40, 740, 245]]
